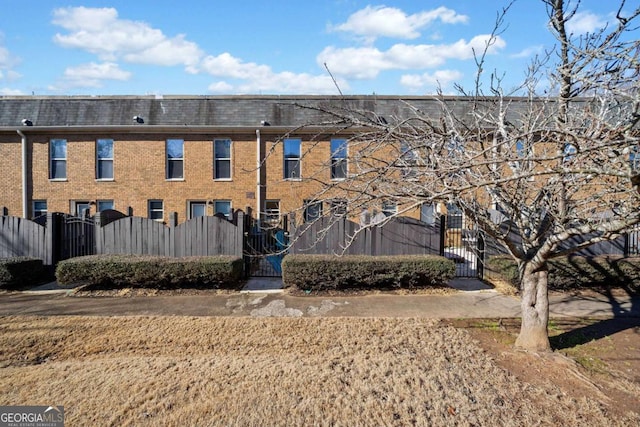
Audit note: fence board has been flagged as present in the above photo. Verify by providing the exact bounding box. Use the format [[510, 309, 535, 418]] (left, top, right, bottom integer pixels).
[[0, 216, 47, 261]]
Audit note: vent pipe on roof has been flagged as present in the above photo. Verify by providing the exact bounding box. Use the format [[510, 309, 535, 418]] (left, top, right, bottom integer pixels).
[[16, 130, 28, 219]]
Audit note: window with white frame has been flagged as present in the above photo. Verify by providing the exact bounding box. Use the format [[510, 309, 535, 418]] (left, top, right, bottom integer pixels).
[[189, 201, 207, 219], [330, 198, 347, 217], [71, 200, 91, 217], [214, 139, 232, 180], [214, 200, 232, 220], [32, 200, 47, 218], [284, 138, 301, 179], [421, 203, 436, 225], [303, 200, 322, 222], [382, 201, 397, 217], [148, 200, 164, 221], [50, 139, 67, 180], [96, 139, 114, 180], [562, 142, 577, 164], [630, 145, 640, 171], [166, 139, 184, 180], [400, 140, 419, 179], [97, 200, 114, 212], [330, 138, 347, 180], [264, 200, 280, 224]]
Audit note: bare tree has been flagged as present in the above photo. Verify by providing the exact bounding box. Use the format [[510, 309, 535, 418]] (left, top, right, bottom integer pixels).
[[288, 0, 640, 351]]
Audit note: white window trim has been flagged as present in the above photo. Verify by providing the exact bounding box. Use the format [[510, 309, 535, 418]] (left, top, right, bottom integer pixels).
[[32, 200, 47, 218], [97, 199, 115, 212], [49, 139, 67, 181], [166, 139, 185, 181], [213, 200, 233, 220], [148, 199, 164, 222], [331, 138, 348, 181], [214, 138, 233, 181], [188, 200, 208, 219], [284, 138, 302, 181], [96, 139, 114, 181]]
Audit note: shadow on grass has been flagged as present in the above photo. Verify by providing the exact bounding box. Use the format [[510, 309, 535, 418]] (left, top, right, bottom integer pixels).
[[550, 257, 640, 350]]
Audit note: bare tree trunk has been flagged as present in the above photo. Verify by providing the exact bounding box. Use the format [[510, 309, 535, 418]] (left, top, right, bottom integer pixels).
[[515, 262, 551, 352]]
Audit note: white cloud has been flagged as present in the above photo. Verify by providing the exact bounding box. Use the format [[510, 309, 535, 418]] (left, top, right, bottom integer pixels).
[[0, 37, 21, 82], [400, 69, 463, 90], [318, 35, 505, 79], [566, 11, 607, 34], [199, 53, 345, 94], [330, 5, 468, 41], [52, 7, 203, 68], [0, 87, 24, 95], [511, 45, 544, 59], [58, 62, 131, 88]]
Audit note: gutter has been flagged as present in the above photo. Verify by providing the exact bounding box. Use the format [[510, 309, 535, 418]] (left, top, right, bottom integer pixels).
[[256, 129, 262, 222], [16, 129, 27, 218]]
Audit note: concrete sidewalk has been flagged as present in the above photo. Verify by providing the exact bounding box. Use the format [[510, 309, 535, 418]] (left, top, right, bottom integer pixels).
[[0, 278, 637, 319]]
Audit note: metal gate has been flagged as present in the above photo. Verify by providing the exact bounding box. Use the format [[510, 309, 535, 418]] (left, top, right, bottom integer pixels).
[[56, 213, 96, 262], [244, 215, 288, 277], [442, 213, 484, 278]]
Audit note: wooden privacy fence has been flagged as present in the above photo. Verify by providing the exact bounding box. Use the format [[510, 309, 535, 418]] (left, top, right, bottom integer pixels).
[[0, 215, 50, 263], [290, 216, 442, 256]]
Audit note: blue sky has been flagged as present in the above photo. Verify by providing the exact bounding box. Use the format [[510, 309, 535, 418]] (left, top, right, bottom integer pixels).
[[0, 1, 630, 96]]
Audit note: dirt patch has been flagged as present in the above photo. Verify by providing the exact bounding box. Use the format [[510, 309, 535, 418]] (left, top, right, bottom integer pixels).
[[448, 317, 640, 419], [1, 316, 638, 426]]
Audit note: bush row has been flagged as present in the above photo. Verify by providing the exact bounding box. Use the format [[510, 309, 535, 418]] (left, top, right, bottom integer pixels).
[[0, 257, 47, 289], [56, 254, 244, 289], [487, 255, 640, 293], [282, 254, 455, 292]]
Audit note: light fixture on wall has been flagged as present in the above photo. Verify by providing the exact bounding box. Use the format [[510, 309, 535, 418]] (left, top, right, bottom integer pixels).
[[21, 119, 33, 126], [133, 115, 144, 124]]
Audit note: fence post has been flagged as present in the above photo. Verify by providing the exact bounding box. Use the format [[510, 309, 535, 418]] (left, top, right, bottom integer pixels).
[[94, 211, 103, 255], [44, 212, 61, 266], [1, 207, 7, 216], [127, 206, 133, 217], [439, 215, 446, 256], [236, 210, 245, 258], [169, 212, 177, 257]]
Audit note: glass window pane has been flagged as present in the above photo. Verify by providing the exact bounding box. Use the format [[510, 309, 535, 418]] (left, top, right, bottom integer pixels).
[[331, 139, 347, 158], [285, 159, 300, 178], [168, 160, 183, 179], [215, 160, 231, 179], [191, 203, 206, 218], [167, 139, 184, 159], [98, 160, 114, 179], [51, 139, 67, 158], [215, 139, 231, 158], [332, 159, 347, 179], [97, 200, 114, 211], [51, 160, 66, 179], [97, 139, 113, 159], [284, 139, 301, 158], [214, 201, 231, 218]]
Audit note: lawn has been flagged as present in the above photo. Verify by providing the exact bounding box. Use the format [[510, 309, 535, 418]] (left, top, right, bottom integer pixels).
[[0, 316, 638, 426]]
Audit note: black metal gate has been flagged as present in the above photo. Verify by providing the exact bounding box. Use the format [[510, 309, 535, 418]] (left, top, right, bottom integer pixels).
[[442, 213, 484, 278], [244, 215, 288, 277], [56, 213, 96, 262]]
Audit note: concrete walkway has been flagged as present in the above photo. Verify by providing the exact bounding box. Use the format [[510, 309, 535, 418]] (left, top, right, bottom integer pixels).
[[0, 278, 637, 319]]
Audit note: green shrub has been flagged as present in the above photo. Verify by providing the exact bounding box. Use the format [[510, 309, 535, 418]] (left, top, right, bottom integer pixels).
[[487, 255, 640, 293], [0, 257, 47, 289], [282, 254, 455, 292], [56, 255, 244, 289]]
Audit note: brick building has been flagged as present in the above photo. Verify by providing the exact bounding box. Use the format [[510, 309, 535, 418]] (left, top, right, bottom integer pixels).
[[1, 95, 455, 223]]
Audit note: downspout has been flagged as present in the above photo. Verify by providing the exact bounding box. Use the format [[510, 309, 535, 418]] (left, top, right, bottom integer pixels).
[[16, 129, 28, 218], [256, 129, 262, 222]]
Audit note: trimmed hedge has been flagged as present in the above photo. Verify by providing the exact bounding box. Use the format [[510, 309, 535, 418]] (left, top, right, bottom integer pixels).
[[487, 255, 640, 293], [0, 257, 47, 289], [282, 254, 455, 292], [56, 254, 244, 289]]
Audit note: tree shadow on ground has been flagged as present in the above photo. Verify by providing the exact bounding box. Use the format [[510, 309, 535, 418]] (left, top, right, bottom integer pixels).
[[550, 257, 640, 350]]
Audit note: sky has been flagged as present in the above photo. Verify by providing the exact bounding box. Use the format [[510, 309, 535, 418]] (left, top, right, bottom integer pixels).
[[0, 0, 632, 96]]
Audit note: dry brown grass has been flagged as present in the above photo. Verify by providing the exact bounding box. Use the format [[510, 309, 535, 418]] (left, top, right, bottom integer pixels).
[[0, 316, 637, 426]]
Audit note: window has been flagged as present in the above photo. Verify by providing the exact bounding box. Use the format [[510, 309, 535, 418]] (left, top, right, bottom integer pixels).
[[148, 200, 164, 221], [97, 200, 114, 212], [303, 200, 322, 222], [630, 146, 640, 171], [71, 201, 91, 217], [50, 139, 67, 180], [330, 199, 347, 217], [214, 200, 232, 220], [562, 143, 577, 164], [32, 200, 47, 218], [446, 203, 463, 229], [382, 201, 397, 217], [400, 141, 419, 179], [214, 139, 232, 180], [264, 200, 280, 224], [284, 138, 301, 179], [421, 203, 436, 225], [330, 138, 347, 180], [96, 139, 114, 180], [189, 201, 207, 219], [166, 139, 184, 180]]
